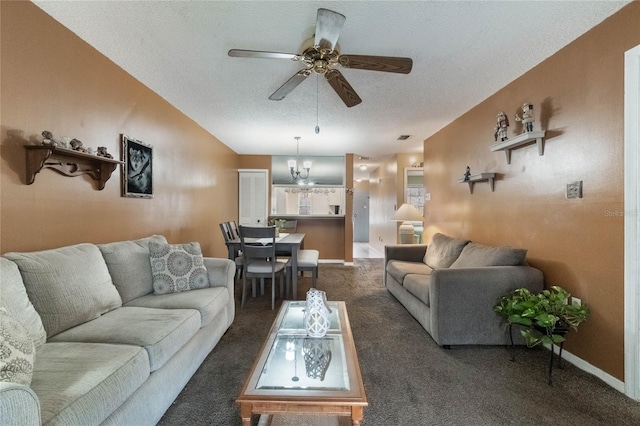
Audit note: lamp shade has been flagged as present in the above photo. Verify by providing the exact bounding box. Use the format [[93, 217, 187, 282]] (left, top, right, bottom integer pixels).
[[391, 203, 423, 222]]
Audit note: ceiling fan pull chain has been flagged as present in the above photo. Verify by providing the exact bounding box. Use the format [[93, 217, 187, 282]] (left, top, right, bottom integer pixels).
[[315, 74, 320, 134]]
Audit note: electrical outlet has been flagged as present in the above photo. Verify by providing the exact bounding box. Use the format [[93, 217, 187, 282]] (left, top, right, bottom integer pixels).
[[572, 297, 582, 307], [567, 181, 583, 199], [425, 192, 431, 201]]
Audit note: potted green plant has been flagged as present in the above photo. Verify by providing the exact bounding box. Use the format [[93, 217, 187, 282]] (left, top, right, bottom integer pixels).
[[494, 286, 590, 348]]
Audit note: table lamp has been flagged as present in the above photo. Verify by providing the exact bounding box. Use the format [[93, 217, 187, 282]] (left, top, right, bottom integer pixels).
[[391, 203, 424, 244]]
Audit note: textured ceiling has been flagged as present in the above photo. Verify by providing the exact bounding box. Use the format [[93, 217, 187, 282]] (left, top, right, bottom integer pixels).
[[33, 1, 630, 179]]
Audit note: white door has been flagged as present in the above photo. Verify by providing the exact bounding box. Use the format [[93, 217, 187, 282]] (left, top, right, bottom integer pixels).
[[624, 44, 640, 401], [239, 169, 268, 226]]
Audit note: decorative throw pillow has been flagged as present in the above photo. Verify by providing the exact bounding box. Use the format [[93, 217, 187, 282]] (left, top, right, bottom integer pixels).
[[449, 242, 528, 268], [423, 233, 470, 269], [149, 241, 210, 294], [0, 308, 35, 386]]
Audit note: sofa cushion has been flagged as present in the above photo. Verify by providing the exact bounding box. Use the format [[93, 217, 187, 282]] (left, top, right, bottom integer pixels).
[[48, 306, 200, 372], [0, 308, 35, 386], [449, 242, 528, 268], [31, 342, 149, 426], [0, 257, 47, 347], [402, 274, 431, 306], [386, 260, 433, 284], [149, 241, 210, 294], [4, 244, 122, 338], [125, 287, 229, 327], [98, 235, 168, 304], [423, 233, 470, 269]]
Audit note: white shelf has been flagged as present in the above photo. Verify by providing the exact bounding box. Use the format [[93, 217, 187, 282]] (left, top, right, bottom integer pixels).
[[490, 130, 546, 164], [458, 173, 496, 194]]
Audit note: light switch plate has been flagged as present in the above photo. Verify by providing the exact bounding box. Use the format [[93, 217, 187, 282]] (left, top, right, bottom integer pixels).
[[567, 181, 583, 199]]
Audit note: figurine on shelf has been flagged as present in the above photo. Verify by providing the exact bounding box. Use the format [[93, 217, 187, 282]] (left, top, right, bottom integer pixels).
[[41, 130, 66, 148], [494, 111, 509, 142], [41, 130, 54, 145], [463, 166, 471, 182], [514, 103, 535, 133], [69, 138, 88, 153], [96, 146, 113, 159]]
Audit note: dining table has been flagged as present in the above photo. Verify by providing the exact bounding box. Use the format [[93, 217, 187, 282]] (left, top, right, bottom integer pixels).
[[225, 233, 306, 300]]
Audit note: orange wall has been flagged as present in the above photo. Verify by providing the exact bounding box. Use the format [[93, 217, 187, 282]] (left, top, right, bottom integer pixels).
[[1, 1, 239, 258], [422, 2, 640, 380]]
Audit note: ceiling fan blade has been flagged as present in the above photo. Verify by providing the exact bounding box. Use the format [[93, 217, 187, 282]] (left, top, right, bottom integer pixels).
[[339, 55, 413, 74], [269, 70, 310, 101], [325, 69, 362, 108], [228, 49, 299, 60], [314, 9, 346, 52]]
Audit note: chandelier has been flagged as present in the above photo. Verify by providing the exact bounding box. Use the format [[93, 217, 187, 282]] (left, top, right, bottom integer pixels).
[[288, 137, 312, 181]]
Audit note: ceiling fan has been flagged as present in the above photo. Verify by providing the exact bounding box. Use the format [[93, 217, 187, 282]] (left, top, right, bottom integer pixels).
[[228, 8, 413, 108]]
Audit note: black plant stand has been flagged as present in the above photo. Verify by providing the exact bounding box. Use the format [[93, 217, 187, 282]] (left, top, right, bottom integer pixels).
[[509, 324, 568, 386]]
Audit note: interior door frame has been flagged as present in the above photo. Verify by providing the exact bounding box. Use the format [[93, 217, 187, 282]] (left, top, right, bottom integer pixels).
[[624, 43, 640, 400]]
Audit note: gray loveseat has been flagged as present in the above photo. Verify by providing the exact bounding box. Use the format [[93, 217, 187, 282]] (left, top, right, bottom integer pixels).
[[0, 235, 235, 425], [385, 233, 543, 347]]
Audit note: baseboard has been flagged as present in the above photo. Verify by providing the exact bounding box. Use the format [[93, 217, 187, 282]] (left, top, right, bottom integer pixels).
[[318, 259, 346, 264], [544, 343, 625, 394]]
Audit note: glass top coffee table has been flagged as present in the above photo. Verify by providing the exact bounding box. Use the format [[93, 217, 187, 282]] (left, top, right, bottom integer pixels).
[[237, 301, 367, 425]]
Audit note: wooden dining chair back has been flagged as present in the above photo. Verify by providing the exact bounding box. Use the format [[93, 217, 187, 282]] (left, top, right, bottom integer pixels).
[[227, 221, 240, 239], [220, 222, 243, 279], [219, 222, 233, 242], [238, 225, 286, 310]]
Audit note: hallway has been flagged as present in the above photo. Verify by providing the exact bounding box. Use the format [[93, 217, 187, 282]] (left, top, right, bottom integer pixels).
[[353, 242, 384, 259]]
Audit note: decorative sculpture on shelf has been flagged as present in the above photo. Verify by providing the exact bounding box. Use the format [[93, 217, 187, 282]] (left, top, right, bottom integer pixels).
[[96, 146, 113, 159], [463, 166, 471, 182], [304, 288, 331, 338], [514, 103, 535, 133], [494, 111, 509, 142], [69, 138, 88, 153]]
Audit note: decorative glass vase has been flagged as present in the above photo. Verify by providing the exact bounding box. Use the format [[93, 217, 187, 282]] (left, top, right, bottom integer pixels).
[[304, 288, 331, 338]]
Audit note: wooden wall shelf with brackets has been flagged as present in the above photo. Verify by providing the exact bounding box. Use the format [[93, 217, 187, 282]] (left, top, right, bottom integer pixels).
[[25, 145, 123, 190], [489, 130, 546, 164], [458, 173, 496, 194]]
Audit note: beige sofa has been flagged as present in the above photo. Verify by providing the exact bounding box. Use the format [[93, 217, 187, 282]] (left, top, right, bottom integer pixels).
[[0, 235, 235, 426], [385, 233, 544, 347]]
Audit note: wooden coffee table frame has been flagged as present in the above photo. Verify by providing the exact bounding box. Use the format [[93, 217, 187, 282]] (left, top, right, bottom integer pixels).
[[237, 301, 367, 425]]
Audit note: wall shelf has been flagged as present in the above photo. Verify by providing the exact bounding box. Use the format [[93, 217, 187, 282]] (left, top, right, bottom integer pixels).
[[458, 173, 496, 194], [25, 145, 123, 190], [489, 130, 546, 164]]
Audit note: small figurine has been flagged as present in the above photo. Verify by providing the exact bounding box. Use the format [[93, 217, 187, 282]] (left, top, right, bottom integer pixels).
[[463, 166, 471, 182], [96, 146, 113, 159], [41, 130, 54, 145], [514, 103, 535, 133], [69, 138, 87, 153], [494, 111, 509, 142]]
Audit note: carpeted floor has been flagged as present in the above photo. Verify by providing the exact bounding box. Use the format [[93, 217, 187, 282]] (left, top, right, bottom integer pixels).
[[159, 259, 640, 425]]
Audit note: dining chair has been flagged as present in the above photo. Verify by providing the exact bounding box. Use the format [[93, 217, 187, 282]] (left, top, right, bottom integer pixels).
[[239, 225, 286, 310], [227, 220, 240, 239], [219, 222, 243, 279], [287, 249, 319, 291]]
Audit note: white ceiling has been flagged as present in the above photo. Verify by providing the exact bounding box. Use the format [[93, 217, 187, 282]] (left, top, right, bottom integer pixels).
[[33, 1, 630, 180]]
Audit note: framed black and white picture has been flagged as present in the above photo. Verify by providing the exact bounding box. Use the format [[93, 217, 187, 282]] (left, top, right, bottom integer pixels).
[[122, 135, 153, 198]]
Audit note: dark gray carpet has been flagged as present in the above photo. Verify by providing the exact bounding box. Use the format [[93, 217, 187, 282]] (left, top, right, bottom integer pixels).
[[159, 259, 640, 425]]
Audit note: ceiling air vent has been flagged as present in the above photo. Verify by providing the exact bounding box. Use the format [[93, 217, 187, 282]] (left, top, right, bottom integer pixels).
[[397, 135, 411, 141]]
